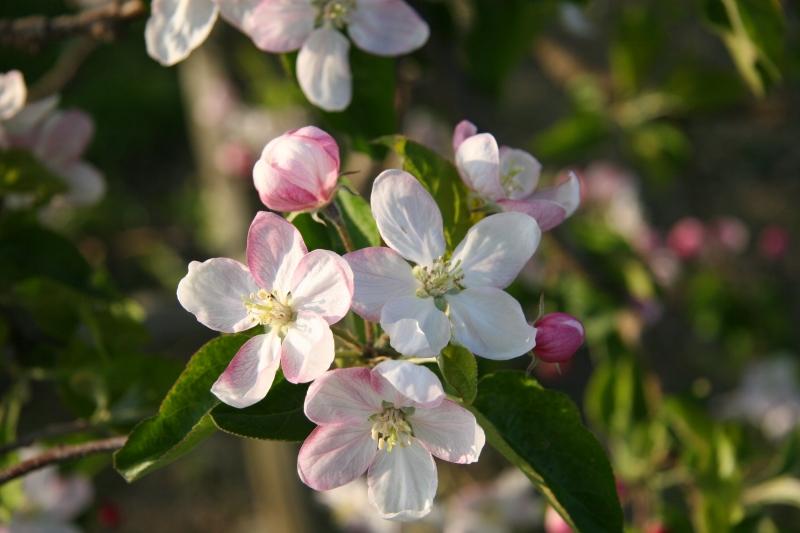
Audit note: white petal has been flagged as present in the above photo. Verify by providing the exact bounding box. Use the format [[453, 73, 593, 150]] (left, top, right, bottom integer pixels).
[[297, 26, 352, 111], [219, 0, 315, 52], [145, 0, 219, 66], [58, 162, 105, 206], [304, 367, 384, 425], [297, 423, 377, 491], [348, 0, 429, 56], [246, 211, 308, 295], [0, 70, 26, 120], [451, 212, 541, 289], [34, 110, 93, 167], [380, 296, 450, 357], [452, 119, 477, 153], [289, 249, 353, 324], [371, 169, 445, 266], [177, 258, 259, 333], [367, 441, 437, 521], [446, 287, 536, 360], [454, 133, 505, 200], [2, 95, 59, 141], [498, 146, 541, 200], [281, 312, 335, 383], [371, 359, 445, 408], [211, 332, 282, 408], [411, 400, 485, 463], [498, 171, 582, 231], [344, 247, 419, 321]]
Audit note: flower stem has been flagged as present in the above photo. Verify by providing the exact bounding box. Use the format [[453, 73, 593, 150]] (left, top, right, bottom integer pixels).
[[321, 203, 354, 253]]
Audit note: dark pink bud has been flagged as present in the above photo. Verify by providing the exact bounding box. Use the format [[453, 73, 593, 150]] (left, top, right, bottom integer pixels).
[[533, 312, 584, 363], [758, 225, 789, 260], [667, 217, 705, 259]]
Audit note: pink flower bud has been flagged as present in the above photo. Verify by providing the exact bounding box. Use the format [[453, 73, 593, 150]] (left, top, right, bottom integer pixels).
[[253, 126, 340, 212], [758, 224, 790, 261], [533, 312, 585, 363], [666, 217, 705, 259], [544, 506, 573, 533]]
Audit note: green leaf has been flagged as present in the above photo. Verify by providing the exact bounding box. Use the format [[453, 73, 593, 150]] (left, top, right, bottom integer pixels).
[[471, 371, 623, 533], [113, 333, 252, 481], [334, 187, 381, 249], [437, 344, 477, 405], [211, 376, 313, 441], [377, 135, 472, 248], [0, 149, 66, 203], [292, 212, 334, 252]]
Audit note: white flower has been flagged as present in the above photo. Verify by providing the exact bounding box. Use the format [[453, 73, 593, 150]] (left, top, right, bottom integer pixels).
[[345, 170, 540, 358], [297, 360, 485, 521], [0, 70, 26, 121], [177, 211, 354, 408]]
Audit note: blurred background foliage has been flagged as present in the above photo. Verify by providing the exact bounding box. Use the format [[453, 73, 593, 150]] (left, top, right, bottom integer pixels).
[[1, 0, 799, 531]]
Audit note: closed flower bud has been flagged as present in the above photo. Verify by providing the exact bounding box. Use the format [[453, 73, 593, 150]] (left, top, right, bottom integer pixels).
[[253, 126, 340, 213], [533, 312, 585, 363]]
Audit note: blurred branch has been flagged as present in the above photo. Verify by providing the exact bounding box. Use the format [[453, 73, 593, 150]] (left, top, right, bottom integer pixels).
[[28, 37, 98, 99], [0, 419, 96, 455], [0, 0, 145, 51], [0, 436, 126, 485]]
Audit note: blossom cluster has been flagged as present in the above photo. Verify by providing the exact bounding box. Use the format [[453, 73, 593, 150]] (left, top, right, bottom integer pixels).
[[176, 123, 585, 521], [0, 70, 105, 208], [145, 0, 429, 111]]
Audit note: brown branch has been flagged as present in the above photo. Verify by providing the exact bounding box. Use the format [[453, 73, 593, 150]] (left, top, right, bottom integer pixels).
[[0, 436, 127, 485], [0, 0, 146, 51]]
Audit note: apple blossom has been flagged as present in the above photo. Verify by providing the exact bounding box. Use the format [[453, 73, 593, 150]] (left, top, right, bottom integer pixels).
[[253, 126, 340, 212], [533, 312, 584, 364], [236, 0, 430, 111], [297, 360, 485, 520], [177, 211, 353, 408], [345, 169, 540, 358], [453, 119, 581, 231], [0, 70, 26, 121], [666, 217, 705, 259]]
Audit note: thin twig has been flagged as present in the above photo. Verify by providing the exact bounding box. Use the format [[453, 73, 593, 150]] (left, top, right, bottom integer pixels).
[[0, 0, 146, 50], [0, 436, 127, 485], [28, 37, 98, 100], [0, 419, 94, 455]]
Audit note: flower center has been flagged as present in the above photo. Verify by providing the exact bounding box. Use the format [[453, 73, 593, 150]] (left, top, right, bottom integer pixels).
[[369, 402, 415, 452], [412, 257, 464, 299], [314, 0, 356, 28], [501, 163, 526, 196], [244, 289, 295, 334]]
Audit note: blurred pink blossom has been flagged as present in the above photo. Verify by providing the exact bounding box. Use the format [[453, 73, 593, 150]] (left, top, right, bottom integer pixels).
[[758, 225, 790, 261], [667, 217, 705, 259]]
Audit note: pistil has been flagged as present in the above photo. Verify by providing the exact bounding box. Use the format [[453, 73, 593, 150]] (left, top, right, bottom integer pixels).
[[369, 401, 415, 452], [244, 289, 295, 334]]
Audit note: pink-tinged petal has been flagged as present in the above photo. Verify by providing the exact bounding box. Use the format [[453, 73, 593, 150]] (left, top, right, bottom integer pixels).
[[297, 423, 377, 491], [2, 95, 59, 144], [446, 287, 536, 360], [253, 125, 340, 212], [367, 441, 437, 521], [371, 359, 445, 409], [177, 258, 259, 333], [246, 211, 307, 294], [145, 0, 219, 66], [498, 146, 541, 200], [380, 296, 450, 357], [211, 332, 281, 408], [304, 367, 384, 425], [371, 169, 445, 265], [34, 110, 93, 167], [58, 162, 105, 206], [281, 312, 335, 383], [290, 250, 353, 323], [411, 399, 485, 463], [0, 70, 26, 120], [451, 212, 541, 289], [454, 133, 505, 200], [297, 27, 352, 112], [348, 0, 429, 56], [533, 312, 584, 363], [222, 0, 315, 52], [503, 171, 581, 231], [344, 247, 419, 321], [452, 119, 478, 154]]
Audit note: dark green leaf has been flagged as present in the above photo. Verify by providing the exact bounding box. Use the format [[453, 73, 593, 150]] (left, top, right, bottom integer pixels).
[[377, 135, 471, 248], [471, 371, 623, 533], [114, 333, 251, 481], [211, 376, 313, 441], [334, 187, 381, 249], [292, 212, 335, 252], [438, 344, 477, 405]]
